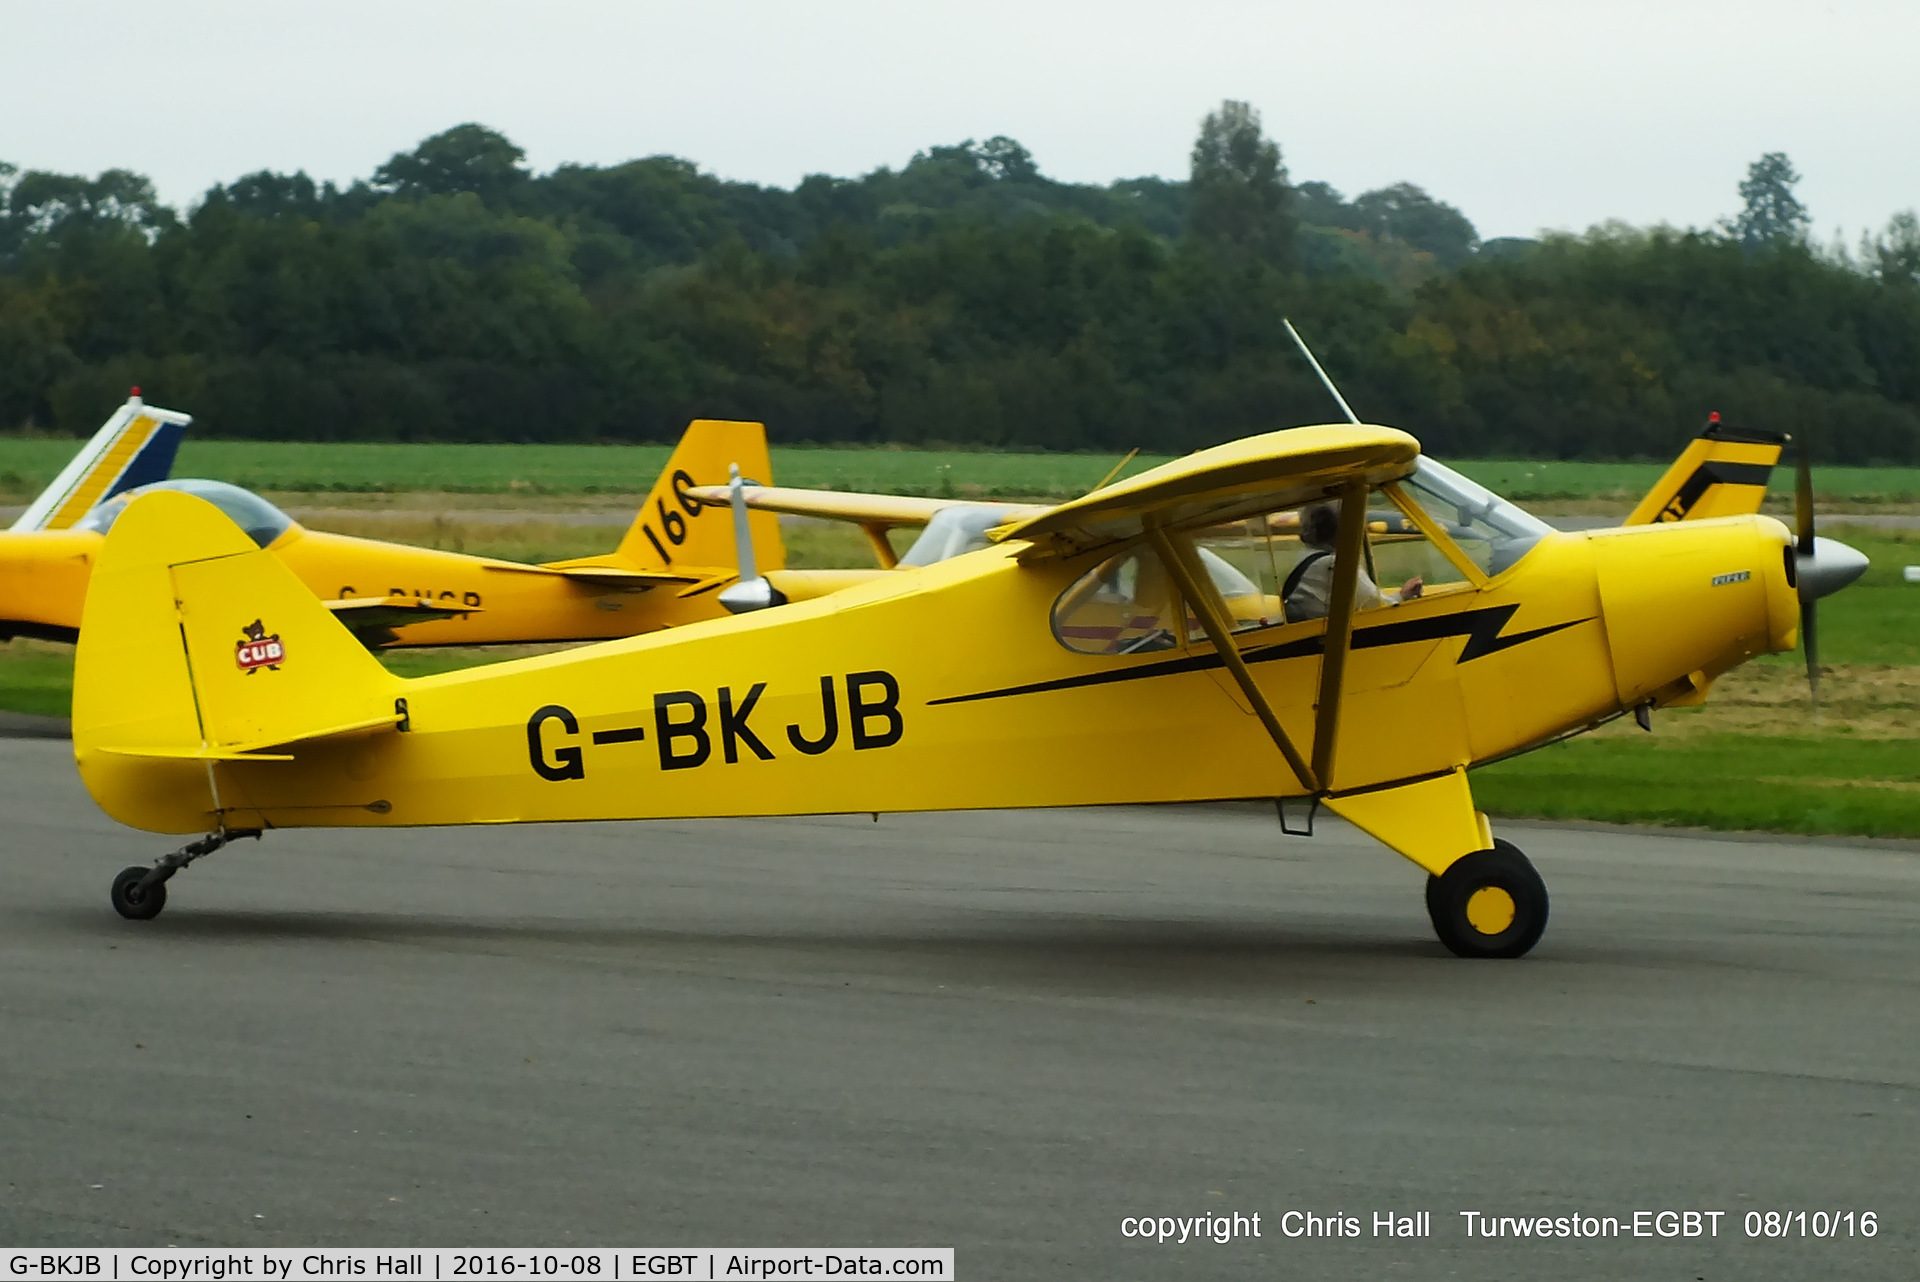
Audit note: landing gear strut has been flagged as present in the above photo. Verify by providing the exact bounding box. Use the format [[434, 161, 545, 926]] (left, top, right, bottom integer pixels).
[[1425, 840, 1549, 958], [109, 829, 261, 921]]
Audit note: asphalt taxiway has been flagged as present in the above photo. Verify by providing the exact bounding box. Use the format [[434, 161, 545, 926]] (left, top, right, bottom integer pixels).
[[1, 738, 1914, 1278]]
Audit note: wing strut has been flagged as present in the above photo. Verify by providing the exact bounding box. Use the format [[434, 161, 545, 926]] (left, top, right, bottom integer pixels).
[[861, 524, 900, 569], [1146, 522, 1318, 794], [1312, 482, 1367, 789]]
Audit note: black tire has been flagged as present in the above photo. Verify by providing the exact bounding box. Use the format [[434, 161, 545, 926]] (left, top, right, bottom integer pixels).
[[1424, 840, 1547, 959], [111, 866, 166, 921]]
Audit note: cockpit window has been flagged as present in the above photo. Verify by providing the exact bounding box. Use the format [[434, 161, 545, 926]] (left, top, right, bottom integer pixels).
[[1052, 546, 1181, 654], [898, 505, 1013, 567], [1052, 541, 1271, 655], [77, 479, 295, 549], [1397, 458, 1552, 576]]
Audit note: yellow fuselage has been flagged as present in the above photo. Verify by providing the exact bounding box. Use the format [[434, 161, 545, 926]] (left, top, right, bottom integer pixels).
[[0, 524, 734, 647], [80, 514, 1797, 837]]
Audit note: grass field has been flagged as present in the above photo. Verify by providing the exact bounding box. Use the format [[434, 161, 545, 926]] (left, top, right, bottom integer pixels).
[[1, 435, 1919, 503], [1474, 733, 1918, 837], [0, 439, 1168, 501]]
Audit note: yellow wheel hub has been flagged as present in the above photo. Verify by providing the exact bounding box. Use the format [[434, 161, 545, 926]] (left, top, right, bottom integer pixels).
[[1465, 886, 1517, 936]]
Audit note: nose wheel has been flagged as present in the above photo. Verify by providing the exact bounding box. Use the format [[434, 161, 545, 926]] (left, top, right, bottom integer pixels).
[[1426, 840, 1548, 958], [108, 829, 261, 920]]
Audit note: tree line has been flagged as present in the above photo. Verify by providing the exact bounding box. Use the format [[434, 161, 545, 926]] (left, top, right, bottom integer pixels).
[[2, 104, 1917, 463]]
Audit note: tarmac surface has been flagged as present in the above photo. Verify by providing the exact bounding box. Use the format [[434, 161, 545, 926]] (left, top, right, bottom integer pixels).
[[2, 738, 1916, 1278]]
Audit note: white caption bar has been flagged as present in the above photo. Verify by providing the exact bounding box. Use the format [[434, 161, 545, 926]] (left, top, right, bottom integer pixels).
[[3, 1251, 954, 1282]]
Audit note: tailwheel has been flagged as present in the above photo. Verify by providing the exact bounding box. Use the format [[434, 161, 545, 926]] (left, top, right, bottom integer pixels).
[[1425, 840, 1548, 959], [110, 866, 167, 921], [106, 829, 260, 922]]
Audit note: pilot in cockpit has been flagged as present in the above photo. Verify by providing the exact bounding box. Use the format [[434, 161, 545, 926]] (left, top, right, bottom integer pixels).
[[1283, 502, 1423, 621]]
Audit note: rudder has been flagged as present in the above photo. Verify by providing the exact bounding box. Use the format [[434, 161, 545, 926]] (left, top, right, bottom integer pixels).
[[1624, 415, 1784, 525], [13, 391, 190, 531], [74, 490, 401, 834], [614, 420, 785, 572]]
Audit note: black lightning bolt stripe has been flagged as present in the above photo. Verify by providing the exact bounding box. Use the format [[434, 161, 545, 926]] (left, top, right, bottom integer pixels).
[[926, 604, 1591, 707]]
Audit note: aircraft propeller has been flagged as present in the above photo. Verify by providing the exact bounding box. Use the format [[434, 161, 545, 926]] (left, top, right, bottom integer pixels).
[[717, 462, 785, 614], [1788, 439, 1870, 705]]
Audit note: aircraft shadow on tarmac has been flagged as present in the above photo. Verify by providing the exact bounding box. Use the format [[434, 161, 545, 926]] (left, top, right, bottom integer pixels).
[[46, 904, 1456, 991]]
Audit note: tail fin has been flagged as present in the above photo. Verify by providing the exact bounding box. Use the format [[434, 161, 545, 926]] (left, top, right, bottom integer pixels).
[[12, 390, 190, 531], [74, 489, 401, 834], [612, 420, 785, 573], [1623, 415, 1784, 525]]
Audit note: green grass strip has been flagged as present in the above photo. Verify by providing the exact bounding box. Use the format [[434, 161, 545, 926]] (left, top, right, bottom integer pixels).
[[0, 436, 1917, 501], [1475, 733, 1920, 839]]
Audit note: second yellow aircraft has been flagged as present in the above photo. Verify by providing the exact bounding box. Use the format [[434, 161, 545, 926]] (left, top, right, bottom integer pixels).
[[0, 415, 783, 648]]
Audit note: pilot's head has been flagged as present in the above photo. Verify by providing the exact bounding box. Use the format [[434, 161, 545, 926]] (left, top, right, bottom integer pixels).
[[1300, 502, 1340, 549]]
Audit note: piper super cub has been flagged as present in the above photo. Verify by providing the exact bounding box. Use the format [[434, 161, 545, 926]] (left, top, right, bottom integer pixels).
[[71, 417, 1866, 957]]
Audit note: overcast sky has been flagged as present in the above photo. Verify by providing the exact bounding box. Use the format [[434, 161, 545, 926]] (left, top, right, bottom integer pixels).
[[7, 0, 1915, 242]]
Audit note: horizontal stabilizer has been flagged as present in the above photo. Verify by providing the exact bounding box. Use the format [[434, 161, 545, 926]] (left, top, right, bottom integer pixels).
[[97, 710, 405, 762], [97, 746, 296, 762], [324, 595, 482, 628], [531, 560, 708, 589]]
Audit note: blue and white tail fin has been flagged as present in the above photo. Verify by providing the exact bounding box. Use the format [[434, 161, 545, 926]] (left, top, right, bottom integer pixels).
[[11, 389, 191, 532]]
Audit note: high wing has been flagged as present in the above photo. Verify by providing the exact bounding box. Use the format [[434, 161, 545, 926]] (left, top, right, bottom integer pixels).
[[994, 424, 1420, 558], [688, 429, 1418, 580], [12, 391, 191, 532]]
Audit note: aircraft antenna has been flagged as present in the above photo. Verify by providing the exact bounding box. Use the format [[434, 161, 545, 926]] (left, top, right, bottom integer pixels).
[[1089, 448, 1140, 493], [1283, 318, 1361, 425]]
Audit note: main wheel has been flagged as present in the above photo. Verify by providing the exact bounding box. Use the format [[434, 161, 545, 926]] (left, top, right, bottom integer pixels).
[[111, 866, 167, 921], [1425, 840, 1547, 959]]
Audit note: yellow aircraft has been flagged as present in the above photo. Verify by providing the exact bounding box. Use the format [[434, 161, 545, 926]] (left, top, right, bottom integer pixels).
[[69, 420, 1866, 958], [0, 419, 783, 647]]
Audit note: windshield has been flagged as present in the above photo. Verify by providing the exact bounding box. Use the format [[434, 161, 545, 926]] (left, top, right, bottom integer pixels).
[[77, 479, 295, 549], [1399, 458, 1553, 576], [898, 505, 1017, 567], [1197, 546, 1259, 598]]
